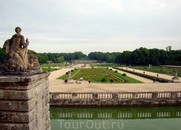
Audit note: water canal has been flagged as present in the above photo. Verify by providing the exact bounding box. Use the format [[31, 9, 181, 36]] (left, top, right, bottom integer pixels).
[[50, 106, 181, 130]]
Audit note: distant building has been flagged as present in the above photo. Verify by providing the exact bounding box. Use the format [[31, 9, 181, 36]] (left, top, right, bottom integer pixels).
[[47, 61, 52, 64], [73, 60, 98, 64]]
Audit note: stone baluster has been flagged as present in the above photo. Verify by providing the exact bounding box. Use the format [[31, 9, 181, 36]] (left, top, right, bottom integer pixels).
[[171, 92, 177, 99]]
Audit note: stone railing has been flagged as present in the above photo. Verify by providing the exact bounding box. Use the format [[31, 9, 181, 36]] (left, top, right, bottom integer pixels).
[[49, 91, 181, 106]]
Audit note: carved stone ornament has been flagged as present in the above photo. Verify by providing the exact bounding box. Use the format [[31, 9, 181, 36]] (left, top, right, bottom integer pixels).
[[0, 27, 42, 75]]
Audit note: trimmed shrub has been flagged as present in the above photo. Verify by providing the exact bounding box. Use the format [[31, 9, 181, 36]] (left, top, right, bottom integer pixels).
[[122, 73, 126, 76], [101, 77, 107, 82], [114, 70, 118, 73]]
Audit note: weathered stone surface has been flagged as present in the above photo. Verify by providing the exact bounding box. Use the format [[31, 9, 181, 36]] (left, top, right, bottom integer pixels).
[[0, 90, 29, 100], [0, 109, 34, 123], [0, 123, 34, 130], [0, 72, 49, 83], [0, 73, 50, 130], [0, 100, 35, 111], [0, 73, 49, 90]]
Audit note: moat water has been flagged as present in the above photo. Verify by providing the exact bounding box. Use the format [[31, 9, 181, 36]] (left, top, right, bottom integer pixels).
[[50, 106, 181, 130]]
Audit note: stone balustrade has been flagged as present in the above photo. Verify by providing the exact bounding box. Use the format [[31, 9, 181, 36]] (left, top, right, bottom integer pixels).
[[49, 91, 181, 106]]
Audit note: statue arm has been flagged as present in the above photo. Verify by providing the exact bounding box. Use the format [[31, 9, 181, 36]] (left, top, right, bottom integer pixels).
[[20, 35, 29, 48]]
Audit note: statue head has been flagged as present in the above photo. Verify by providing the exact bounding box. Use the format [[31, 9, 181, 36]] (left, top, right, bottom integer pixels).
[[15, 27, 22, 33]]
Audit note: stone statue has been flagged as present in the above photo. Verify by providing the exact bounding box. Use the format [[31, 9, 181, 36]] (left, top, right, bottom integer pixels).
[[173, 71, 179, 79], [67, 71, 72, 80], [0, 27, 42, 75]]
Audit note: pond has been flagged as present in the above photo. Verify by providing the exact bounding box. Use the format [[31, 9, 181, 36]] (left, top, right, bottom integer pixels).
[[50, 106, 181, 130]]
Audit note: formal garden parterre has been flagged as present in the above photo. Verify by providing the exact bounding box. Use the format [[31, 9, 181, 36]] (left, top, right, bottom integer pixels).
[[58, 68, 142, 83]]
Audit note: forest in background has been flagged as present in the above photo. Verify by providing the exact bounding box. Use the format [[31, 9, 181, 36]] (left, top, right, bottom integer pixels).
[[0, 47, 181, 66]]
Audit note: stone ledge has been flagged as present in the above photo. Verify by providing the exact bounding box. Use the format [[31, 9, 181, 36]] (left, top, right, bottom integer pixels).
[[0, 109, 34, 123], [0, 72, 49, 83], [0, 122, 34, 130], [0, 99, 35, 112], [0, 74, 49, 90], [0, 81, 48, 100]]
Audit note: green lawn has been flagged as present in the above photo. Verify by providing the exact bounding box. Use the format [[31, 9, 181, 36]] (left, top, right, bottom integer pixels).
[[58, 68, 142, 83], [132, 66, 181, 77], [57, 69, 79, 80], [106, 68, 142, 83]]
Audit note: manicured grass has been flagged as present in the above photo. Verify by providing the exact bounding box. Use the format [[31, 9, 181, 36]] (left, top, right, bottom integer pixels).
[[72, 68, 123, 83], [57, 69, 79, 80], [106, 68, 142, 83], [133, 66, 181, 77], [113, 67, 171, 83], [58, 68, 142, 83]]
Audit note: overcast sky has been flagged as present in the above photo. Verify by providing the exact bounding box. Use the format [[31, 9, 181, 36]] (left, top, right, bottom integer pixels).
[[0, 0, 181, 55]]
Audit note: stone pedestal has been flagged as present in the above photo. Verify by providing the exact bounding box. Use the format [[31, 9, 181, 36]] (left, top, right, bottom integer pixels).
[[0, 72, 50, 130]]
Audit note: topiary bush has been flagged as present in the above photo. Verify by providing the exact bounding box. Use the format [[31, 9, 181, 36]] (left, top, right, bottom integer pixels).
[[101, 77, 107, 82], [122, 73, 126, 76]]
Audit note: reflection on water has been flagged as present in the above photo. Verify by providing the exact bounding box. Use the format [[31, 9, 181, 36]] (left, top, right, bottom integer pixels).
[[50, 106, 181, 130]]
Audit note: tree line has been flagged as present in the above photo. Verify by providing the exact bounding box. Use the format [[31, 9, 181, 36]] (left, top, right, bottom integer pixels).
[[0, 48, 87, 64], [115, 47, 181, 66], [0, 47, 181, 66]]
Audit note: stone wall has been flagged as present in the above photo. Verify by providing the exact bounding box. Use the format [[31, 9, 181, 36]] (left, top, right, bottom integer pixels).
[[49, 92, 181, 106], [0, 73, 50, 130]]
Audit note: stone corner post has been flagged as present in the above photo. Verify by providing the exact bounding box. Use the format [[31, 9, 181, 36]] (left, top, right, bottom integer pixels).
[[0, 72, 50, 130]]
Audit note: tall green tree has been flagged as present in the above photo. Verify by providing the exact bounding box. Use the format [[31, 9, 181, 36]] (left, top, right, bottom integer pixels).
[[57, 56, 64, 63], [0, 48, 6, 63], [37, 53, 48, 64]]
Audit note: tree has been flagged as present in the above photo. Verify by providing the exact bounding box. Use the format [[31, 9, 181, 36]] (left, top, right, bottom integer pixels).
[[149, 49, 160, 65], [28, 50, 37, 55], [74, 51, 84, 59], [37, 53, 48, 64], [57, 56, 64, 63], [0, 48, 6, 63]]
